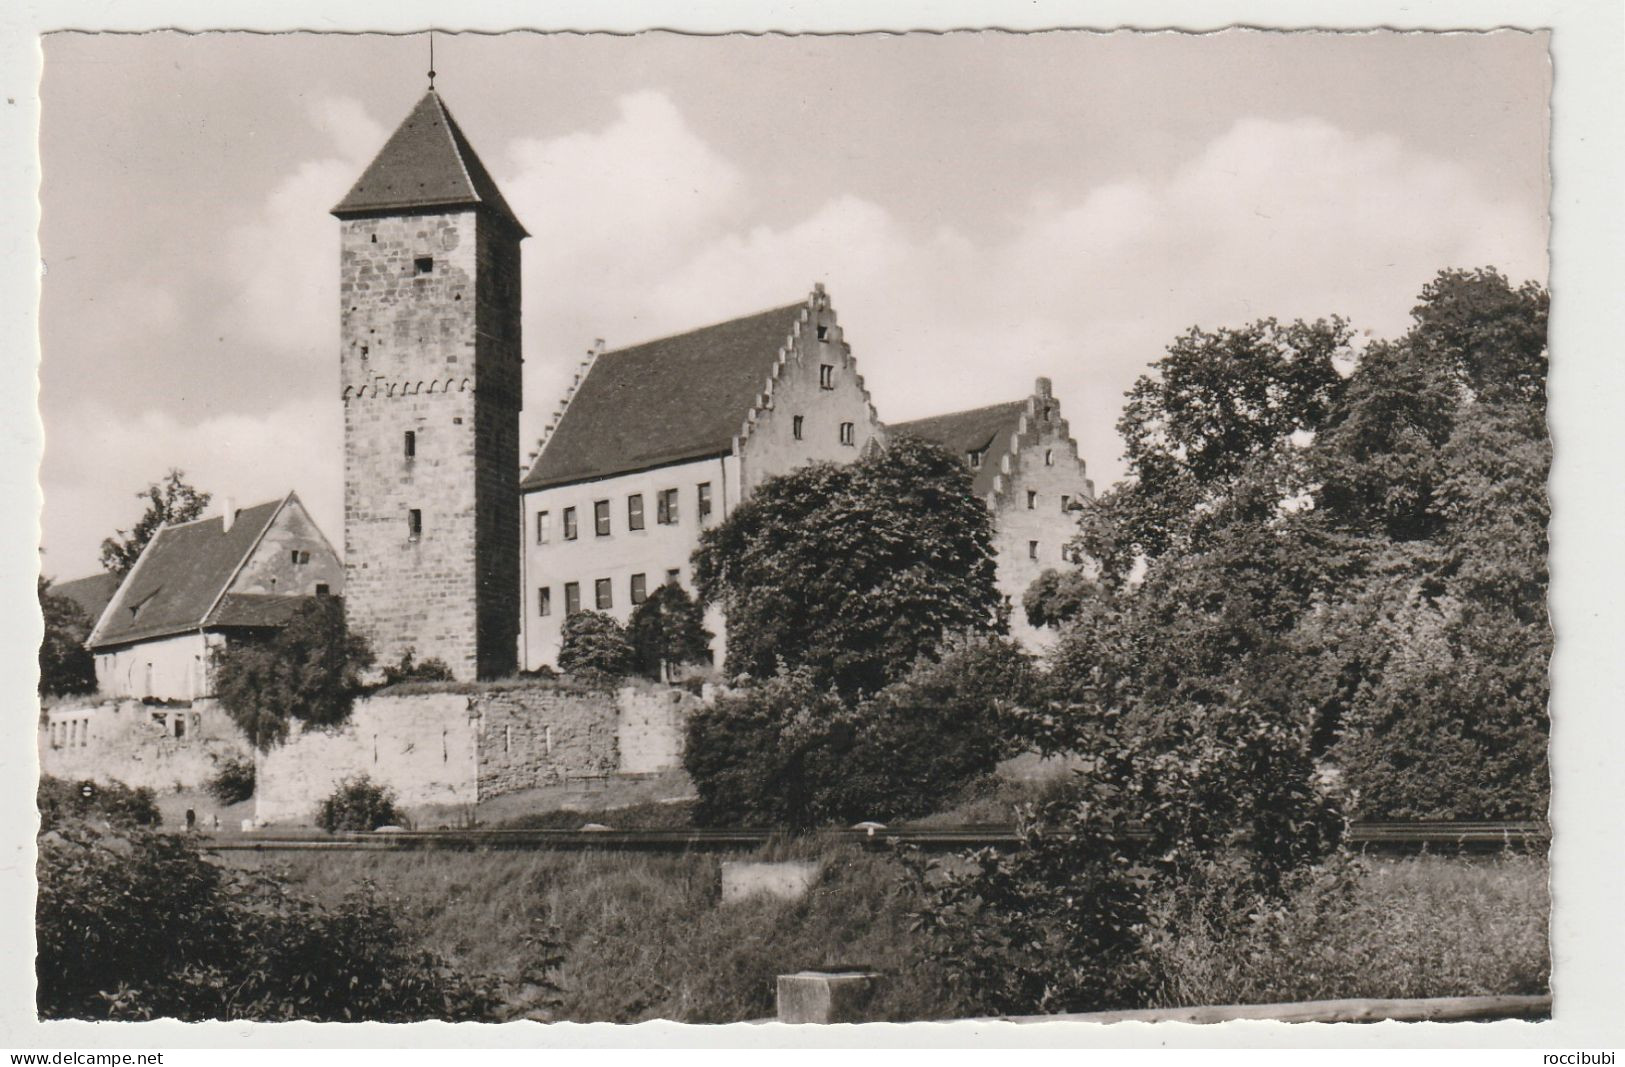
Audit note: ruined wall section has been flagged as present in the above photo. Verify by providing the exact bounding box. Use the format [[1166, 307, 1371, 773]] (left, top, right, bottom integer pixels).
[[39, 698, 249, 793]]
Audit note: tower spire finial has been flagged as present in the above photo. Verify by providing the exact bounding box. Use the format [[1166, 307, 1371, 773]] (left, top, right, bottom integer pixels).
[[427, 31, 436, 91]]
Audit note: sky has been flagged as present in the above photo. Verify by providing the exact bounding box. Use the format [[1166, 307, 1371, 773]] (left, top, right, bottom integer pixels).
[[36, 29, 1550, 579]]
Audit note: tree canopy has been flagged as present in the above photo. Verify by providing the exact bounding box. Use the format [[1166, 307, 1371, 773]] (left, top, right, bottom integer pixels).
[[100, 469, 212, 578], [625, 581, 713, 682], [692, 436, 1001, 697], [38, 577, 97, 698]]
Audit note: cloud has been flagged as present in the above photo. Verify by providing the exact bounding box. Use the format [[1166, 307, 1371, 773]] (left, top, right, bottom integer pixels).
[[41, 397, 342, 580]]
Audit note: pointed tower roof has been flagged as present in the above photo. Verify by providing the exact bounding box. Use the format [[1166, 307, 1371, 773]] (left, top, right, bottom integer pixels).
[[332, 90, 527, 236]]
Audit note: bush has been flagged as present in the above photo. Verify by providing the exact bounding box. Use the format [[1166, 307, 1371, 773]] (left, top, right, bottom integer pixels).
[[206, 755, 256, 806], [556, 611, 635, 689], [380, 647, 455, 686], [37, 816, 515, 1020], [38, 775, 159, 832], [626, 583, 713, 681], [685, 640, 1032, 829], [316, 776, 403, 833]]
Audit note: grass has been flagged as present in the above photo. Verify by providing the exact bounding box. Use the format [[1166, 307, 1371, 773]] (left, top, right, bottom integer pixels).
[[223, 843, 1547, 1023]]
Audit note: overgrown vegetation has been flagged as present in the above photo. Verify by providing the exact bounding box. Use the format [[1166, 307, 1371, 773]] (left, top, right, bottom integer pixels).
[[38, 776, 160, 832], [316, 776, 403, 833], [206, 754, 256, 806], [212, 596, 374, 750], [556, 610, 636, 690], [380, 647, 455, 686], [37, 577, 96, 698], [37, 816, 553, 1021], [626, 581, 713, 681]]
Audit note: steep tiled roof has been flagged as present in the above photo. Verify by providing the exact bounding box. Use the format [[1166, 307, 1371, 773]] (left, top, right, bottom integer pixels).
[[521, 302, 809, 491], [332, 91, 526, 236], [889, 400, 1028, 498], [208, 593, 313, 630], [89, 498, 285, 649], [49, 572, 120, 626]]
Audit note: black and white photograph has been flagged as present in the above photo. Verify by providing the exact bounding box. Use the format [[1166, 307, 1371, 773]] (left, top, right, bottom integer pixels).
[[6, 2, 1623, 1049]]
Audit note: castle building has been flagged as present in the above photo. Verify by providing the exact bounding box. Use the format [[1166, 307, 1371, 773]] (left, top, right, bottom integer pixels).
[[85, 492, 344, 701], [332, 90, 526, 680], [889, 378, 1095, 648], [518, 286, 883, 670]]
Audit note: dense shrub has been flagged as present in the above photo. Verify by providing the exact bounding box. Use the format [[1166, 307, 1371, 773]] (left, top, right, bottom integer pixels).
[[37, 817, 515, 1020], [556, 611, 635, 689], [206, 755, 256, 806], [380, 647, 455, 686], [38, 775, 159, 832], [685, 640, 1032, 829], [316, 776, 403, 833]]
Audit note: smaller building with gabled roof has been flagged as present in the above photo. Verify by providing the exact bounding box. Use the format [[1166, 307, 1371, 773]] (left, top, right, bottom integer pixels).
[[519, 284, 883, 670], [87, 491, 344, 701], [889, 378, 1095, 648]]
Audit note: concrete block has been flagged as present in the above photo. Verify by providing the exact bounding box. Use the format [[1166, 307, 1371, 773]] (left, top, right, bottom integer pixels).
[[776, 971, 883, 1024], [720, 860, 820, 904]]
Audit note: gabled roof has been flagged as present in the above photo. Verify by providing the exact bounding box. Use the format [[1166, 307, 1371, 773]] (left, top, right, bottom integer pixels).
[[209, 593, 313, 630], [521, 301, 810, 491], [332, 90, 527, 236], [48, 572, 120, 625], [889, 400, 1029, 498], [88, 495, 295, 649]]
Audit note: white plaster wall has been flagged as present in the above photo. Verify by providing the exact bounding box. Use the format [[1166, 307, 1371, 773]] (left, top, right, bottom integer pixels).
[[92, 632, 221, 701], [990, 422, 1094, 650], [520, 454, 738, 670], [39, 698, 250, 793]]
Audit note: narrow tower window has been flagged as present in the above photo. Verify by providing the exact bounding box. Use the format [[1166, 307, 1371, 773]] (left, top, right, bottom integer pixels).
[[404, 430, 416, 458], [793, 415, 804, 440], [408, 509, 422, 541], [1029, 540, 1039, 560], [1027, 491, 1037, 510], [414, 256, 434, 275]]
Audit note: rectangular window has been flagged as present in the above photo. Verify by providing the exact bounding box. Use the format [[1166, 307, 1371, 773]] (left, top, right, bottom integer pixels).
[[819, 364, 834, 390], [839, 422, 855, 446], [793, 415, 804, 440], [315, 583, 331, 597], [538, 587, 551, 617], [595, 578, 612, 610], [1029, 540, 1039, 560], [631, 573, 648, 604], [628, 493, 645, 531], [563, 507, 578, 540], [1061, 494, 1072, 512], [657, 488, 679, 525], [1027, 491, 1037, 510], [405, 430, 417, 459], [666, 567, 681, 584], [1044, 449, 1054, 466], [594, 499, 611, 537], [817, 324, 829, 341], [564, 582, 581, 615], [698, 482, 713, 521], [408, 509, 422, 541], [969, 451, 982, 469], [414, 256, 434, 275], [536, 510, 551, 544]]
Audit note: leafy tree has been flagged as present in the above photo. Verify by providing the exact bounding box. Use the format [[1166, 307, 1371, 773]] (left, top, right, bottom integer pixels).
[[206, 755, 256, 806], [99, 469, 212, 578], [693, 436, 1001, 697], [38, 577, 96, 697], [1022, 566, 1104, 631], [556, 611, 636, 688], [626, 581, 713, 681], [212, 597, 374, 751]]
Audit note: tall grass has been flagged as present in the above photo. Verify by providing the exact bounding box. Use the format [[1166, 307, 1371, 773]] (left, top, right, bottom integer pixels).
[[225, 846, 1547, 1022]]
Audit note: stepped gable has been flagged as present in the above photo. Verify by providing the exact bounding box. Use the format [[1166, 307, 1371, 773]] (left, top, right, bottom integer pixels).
[[521, 301, 808, 491], [88, 496, 290, 649], [331, 90, 527, 236], [48, 572, 120, 625], [889, 400, 1029, 498]]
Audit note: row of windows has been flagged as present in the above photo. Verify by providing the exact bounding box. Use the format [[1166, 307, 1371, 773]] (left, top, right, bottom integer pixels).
[[538, 568, 683, 616], [970, 448, 1060, 470], [1026, 491, 1077, 512], [789, 415, 857, 445], [537, 484, 712, 544]]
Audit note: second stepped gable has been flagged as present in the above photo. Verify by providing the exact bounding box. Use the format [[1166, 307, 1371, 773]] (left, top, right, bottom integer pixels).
[[518, 284, 884, 672], [889, 377, 1095, 648]]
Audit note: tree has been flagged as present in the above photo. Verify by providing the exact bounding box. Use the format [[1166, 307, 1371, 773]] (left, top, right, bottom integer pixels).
[[212, 597, 373, 751], [626, 581, 713, 681], [693, 436, 1001, 697], [38, 577, 96, 697], [555, 611, 635, 688], [100, 469, 212, 578]]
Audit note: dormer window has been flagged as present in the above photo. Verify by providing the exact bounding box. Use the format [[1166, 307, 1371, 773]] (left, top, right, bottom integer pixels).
[[819, 365, 834, 390], [414, 256, 434, 275]]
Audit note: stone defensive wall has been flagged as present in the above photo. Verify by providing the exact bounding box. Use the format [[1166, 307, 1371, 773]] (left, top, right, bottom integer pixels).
[[39, 681, 699, 827]]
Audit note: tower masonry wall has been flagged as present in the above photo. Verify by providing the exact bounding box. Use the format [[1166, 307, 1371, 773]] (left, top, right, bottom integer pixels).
[[339, 209, 521, 680]]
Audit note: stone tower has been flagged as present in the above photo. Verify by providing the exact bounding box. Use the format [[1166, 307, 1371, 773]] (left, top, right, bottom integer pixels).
[[332, 90, 525, 679]]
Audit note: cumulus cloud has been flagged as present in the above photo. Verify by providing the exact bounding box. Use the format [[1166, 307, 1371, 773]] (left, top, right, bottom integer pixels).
[[41, 397, 342, 581]]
